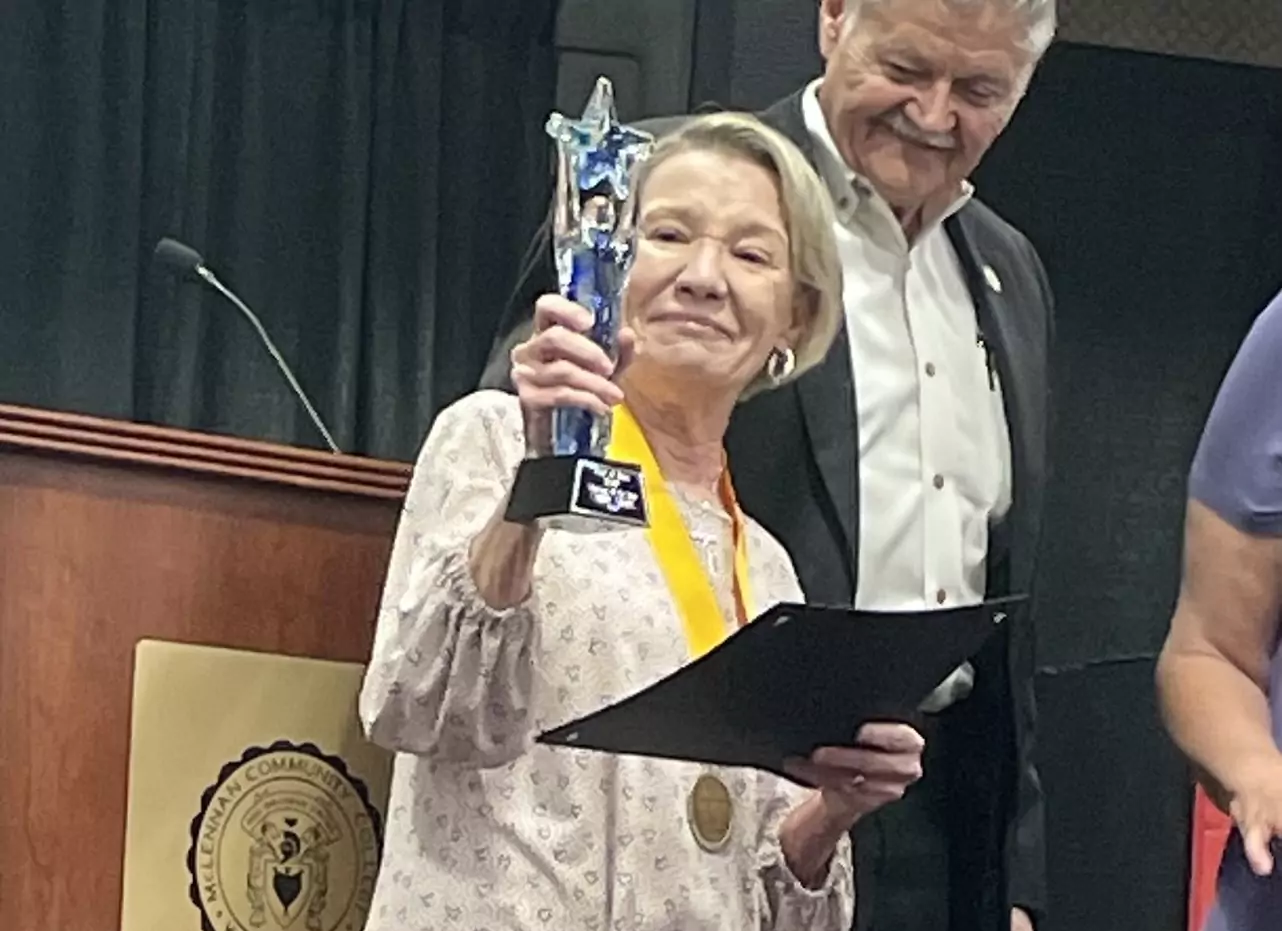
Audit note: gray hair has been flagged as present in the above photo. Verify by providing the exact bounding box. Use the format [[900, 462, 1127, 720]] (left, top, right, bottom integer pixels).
[[631, 112, 844, 399], [845, 0, 1057, 59]]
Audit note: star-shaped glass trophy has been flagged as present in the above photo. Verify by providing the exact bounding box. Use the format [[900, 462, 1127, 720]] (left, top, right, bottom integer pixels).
[[505, 77, 655, 532]]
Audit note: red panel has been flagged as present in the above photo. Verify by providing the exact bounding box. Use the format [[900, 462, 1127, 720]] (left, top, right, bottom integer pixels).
[[1188, 785, 1233, 931]]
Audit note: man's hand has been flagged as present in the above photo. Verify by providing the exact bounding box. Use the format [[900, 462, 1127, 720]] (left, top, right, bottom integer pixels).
[[1011, 906, 1035, 931], [784, 722, 925, 828]]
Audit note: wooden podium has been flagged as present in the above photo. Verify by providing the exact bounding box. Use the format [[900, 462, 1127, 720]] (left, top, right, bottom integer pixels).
[[0, 404, 411, 931]]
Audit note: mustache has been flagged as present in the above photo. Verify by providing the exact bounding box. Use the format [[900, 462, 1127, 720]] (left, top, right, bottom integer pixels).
[[880, 109, 957, 151]]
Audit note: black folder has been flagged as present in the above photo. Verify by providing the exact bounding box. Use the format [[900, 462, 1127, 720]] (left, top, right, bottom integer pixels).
[[537, 595, 1025, 782]]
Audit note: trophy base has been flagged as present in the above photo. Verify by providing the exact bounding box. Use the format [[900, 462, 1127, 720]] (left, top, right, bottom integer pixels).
[[505, 455, 648, 532]]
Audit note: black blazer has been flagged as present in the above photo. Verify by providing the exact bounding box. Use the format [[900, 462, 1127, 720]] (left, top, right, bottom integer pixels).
[[478, 90, 1054, 931]]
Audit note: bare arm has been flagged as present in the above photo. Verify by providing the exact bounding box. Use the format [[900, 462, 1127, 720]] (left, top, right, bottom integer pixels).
[[468, 499, 544, 609], [1156, 498, 1282, 808], [1154, 292, 1282, 883], [750, 725, 924, 930], [778, 793, 853, 889], [1155, 293, 1282, 878], [779, 725, 925, 884], [752, 785, 855, 931]]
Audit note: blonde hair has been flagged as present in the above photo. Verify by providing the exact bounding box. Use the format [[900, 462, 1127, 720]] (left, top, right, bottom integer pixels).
[[630, 112, 843, 398]]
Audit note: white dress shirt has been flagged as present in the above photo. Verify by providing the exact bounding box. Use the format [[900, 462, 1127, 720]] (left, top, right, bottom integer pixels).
[[801, 82, 1013, 704]]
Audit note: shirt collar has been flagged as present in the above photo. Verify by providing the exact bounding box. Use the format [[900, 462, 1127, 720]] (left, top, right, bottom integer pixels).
[[800, 78, 974, 234]]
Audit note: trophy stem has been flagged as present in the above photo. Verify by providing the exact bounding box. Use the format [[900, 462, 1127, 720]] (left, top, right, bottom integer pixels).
[[505, 75, 653, 532]]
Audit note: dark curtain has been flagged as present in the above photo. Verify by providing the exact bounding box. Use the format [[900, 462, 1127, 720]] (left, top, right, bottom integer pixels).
[[973, 43, 1282, 931], [0, 0, 560, 460]]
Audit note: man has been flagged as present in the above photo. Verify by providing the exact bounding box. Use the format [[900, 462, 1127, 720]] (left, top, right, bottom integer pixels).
[[480, 1, 1056, 928]]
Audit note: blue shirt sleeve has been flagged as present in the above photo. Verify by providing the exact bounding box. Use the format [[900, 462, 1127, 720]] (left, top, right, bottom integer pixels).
[[1188, 289, 1282, 536]]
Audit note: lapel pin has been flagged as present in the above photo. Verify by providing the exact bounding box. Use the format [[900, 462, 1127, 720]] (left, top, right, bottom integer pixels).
[[983, 264, 1003, 294]]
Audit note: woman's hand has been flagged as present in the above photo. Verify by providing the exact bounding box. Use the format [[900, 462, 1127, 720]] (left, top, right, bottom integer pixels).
[[777, 722, 925, 888], [1227, 754, 1282, 876], [785, 722, 926, 829], [510, 295, 637, 455], [471, 296, 635, 609]]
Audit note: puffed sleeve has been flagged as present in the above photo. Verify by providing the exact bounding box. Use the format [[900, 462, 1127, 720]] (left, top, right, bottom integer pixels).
[[358, 390, 541, 767], [746, 525, 856, 930], [755, 779, 855, 931]]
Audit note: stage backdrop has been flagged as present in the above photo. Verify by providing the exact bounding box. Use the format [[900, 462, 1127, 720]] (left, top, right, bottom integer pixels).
[[972, 43, 1282, 930], [0, 0, 559, 462]]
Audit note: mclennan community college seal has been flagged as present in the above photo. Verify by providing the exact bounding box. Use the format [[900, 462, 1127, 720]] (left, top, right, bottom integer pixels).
[[187, 741, 383, 931]]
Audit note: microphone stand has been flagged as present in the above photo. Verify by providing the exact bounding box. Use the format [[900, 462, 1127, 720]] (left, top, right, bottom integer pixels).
[[194, 266, 341, 455]]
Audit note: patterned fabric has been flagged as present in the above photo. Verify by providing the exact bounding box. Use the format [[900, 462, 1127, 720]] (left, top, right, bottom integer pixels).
[[1058, 0, 1282, 69], [359, 390, 855, 931]]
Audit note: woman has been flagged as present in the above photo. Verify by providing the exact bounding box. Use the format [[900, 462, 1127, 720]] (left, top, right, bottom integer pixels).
[[359, 112, 925, 930], [1157, 288, 1282, 931]]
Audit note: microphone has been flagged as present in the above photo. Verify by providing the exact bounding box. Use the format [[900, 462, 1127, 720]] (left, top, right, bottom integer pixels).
[[152, 237, 341, 454]]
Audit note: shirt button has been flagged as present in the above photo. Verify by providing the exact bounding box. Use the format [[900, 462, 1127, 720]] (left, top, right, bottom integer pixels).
[[933, 474, 944, 490], [936, 589, 947, 605], [925, 362, 937, 377]]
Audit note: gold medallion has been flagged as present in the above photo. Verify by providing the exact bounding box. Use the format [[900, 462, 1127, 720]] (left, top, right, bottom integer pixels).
[[688, 774, 733, 852]]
